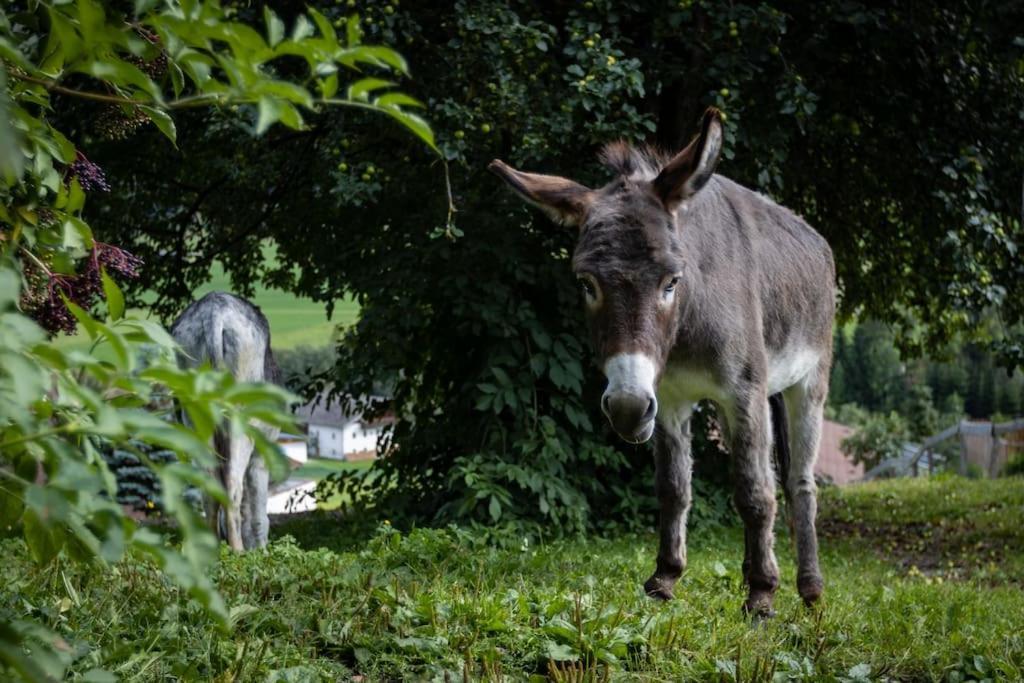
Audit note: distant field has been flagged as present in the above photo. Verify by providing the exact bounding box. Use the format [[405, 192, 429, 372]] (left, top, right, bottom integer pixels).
[[57, 255, 359, 350], [194, 262, 359, 349]]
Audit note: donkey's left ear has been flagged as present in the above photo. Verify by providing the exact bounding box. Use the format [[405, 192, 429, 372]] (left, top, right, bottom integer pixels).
[[488, 159, 594, 227], [652, 107, 723, 211]]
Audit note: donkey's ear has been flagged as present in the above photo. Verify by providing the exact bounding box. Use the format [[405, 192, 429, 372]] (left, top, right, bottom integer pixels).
[[652, 107, 723, 211], [488, 159, 594, 227]]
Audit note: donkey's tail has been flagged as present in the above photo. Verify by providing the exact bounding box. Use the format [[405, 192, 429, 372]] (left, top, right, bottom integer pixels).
[[768, 393, 790, 496]]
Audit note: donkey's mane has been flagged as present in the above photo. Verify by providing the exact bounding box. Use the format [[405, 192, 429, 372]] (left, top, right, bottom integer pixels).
[[598, 141, 672, 182]]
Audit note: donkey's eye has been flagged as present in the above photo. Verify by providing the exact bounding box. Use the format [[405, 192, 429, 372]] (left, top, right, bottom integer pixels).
[[579, 278, 597, 299], [664, 276, 680, 294]]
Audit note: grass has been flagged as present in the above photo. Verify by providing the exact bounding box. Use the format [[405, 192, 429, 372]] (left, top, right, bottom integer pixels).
[[56, 248, 360, 350], [3, 476, 1023, 681], [193, 262, 360, 349], [309, 459, 376, 511]]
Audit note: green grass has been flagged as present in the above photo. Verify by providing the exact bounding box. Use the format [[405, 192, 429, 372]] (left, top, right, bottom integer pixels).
[[310, 459, 376, 511], [3, 476, 1023, 681], [56, 249, 359, 350], [193, 262, 360, 349]]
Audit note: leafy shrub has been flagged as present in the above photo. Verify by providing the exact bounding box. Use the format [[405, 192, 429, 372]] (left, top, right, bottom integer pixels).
[[840, 411, 911, 471], [1004, 453, 1024, 477], [276, 344, 338, 393], [100, 440, 202, 513], [1, 0, 434, 677], [86, 0, 1024, 536]]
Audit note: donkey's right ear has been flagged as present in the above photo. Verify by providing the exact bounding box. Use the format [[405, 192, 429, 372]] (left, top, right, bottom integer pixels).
[[488, 159, 594, 227]]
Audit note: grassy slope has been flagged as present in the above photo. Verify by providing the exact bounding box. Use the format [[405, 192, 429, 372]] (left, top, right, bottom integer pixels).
[[56, 255, 359, 350], [192, 262, 360, 349], [3, 476, 1023, 681]]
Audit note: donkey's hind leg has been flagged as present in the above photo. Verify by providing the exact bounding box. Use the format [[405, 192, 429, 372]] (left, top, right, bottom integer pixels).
[[241, 453, 269, 550], [782, 360, 829, 605], [222, 432, 254, 552]]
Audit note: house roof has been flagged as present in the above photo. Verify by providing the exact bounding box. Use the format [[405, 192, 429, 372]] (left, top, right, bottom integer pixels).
[[293, 391, 392, 429]]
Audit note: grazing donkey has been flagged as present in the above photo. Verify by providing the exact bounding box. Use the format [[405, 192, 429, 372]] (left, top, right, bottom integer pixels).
[[490, 108, 835, 615], [171, 292, 281, 551]]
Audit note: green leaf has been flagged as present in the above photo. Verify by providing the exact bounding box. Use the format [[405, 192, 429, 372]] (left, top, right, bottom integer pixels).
[[383, 109, 436, 152], [0, 485, 24, 529], [264, 7, 285, 47], [63, 298, 100, 340], [376, 92, 424, 109], [292, 15, 314, 41], [308, 8, 336, 43], [100, 269, 125, 321], [347, 78, 395, 102], [66, 177, 86, 213], [345, 15, 362, 46], [23, 507, 62, 565], [319, 73, 339, 99], [138, 106, 177, 145], [81, 59, 161, 101], [347, 46, 408, 75], [256, 96, 281, 135], [62, 216, 94, 251], [488, 495, 501, 522], [545, 641, 578, 662]]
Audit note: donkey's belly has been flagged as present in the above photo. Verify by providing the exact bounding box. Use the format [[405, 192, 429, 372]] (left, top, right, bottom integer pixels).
[[657, 346, 820, 416], [657, 363, 726, 415], [767, 346, 820, 394]]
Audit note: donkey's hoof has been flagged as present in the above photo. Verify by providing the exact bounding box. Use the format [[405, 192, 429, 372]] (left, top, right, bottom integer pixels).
[[643, 575, 677, 601], [742, 591, 776, 620], [798, 575, 824, 606]]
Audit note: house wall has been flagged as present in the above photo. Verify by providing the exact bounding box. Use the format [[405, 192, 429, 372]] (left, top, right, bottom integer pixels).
[[343, 423, 379, 459], [962, 423, 1024, 477], [308, 423, 380, 461], [309, 425, 346, 459], [815, 419, 864, 485]]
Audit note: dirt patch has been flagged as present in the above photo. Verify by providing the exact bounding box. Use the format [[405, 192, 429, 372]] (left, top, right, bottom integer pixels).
[[817, 516, 1016, 583]]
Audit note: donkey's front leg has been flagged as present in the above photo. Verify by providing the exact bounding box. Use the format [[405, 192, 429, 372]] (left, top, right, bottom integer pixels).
[[731, 391, 780, 616], [644, 406, 694, 600]]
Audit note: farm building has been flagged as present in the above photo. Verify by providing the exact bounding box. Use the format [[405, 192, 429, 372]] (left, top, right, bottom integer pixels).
[[267, 433, 315, 514], [294, 391, 394, 461], [814, 419, 864, 485]]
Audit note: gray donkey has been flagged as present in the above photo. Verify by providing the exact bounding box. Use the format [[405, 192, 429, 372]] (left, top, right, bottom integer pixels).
[[490, 108, 835, 615], [171, 292, 281, 551]]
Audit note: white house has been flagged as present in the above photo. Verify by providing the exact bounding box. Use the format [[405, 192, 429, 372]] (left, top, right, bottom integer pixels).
[[293, 392, 393, 461], [266, 433, 317, 514]]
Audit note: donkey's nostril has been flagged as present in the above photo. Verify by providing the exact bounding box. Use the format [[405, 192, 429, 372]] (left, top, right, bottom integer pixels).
[[642, 397, 657, 422], [604, 390, 657, 441]]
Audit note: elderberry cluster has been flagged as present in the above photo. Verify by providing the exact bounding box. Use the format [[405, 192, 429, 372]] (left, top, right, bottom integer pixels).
[[67, 153, 111, 192], [25, 243, 144, 335]]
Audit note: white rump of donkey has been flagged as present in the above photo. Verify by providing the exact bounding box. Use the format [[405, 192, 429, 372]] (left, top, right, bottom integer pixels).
[[171, 291, 282, 551]]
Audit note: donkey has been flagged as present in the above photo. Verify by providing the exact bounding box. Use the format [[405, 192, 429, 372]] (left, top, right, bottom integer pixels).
[[490, 108, 835, 615], [171, 292, 281, 551]]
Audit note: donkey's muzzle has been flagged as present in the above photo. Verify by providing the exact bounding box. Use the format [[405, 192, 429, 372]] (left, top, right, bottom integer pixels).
[[602, 390, 657, 444]]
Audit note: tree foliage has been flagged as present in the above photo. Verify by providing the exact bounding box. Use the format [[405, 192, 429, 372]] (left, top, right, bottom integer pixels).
[[1, 1, 432, 678], [829, 320, 1024, 430], [840, 410, 912, 471], [74, 1, 1024, 531]]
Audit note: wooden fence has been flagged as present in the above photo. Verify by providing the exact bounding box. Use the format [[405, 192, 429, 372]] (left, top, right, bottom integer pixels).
[[908, 418, 1024, 478]]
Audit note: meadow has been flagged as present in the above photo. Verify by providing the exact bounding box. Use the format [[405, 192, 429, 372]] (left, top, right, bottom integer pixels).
[[3, 476, 1021, 681], [58, 255, 358, 351]]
